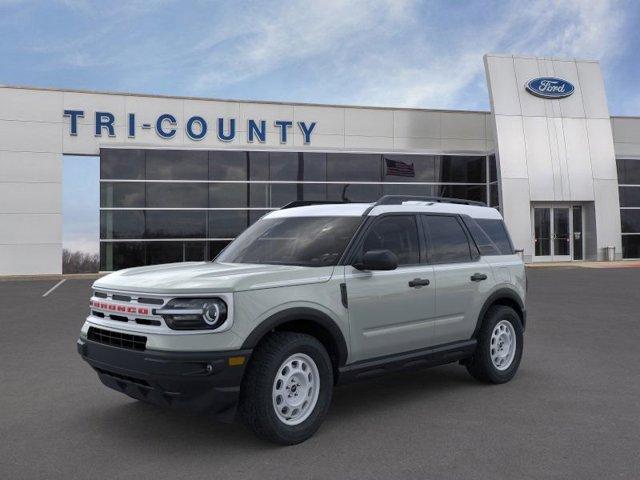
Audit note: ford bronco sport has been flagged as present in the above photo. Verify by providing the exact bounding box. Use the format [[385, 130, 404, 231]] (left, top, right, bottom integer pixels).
[[78, 195, 526, 445]]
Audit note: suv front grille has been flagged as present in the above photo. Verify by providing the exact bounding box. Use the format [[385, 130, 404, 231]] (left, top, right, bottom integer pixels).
[[88, 327, 147, 351]]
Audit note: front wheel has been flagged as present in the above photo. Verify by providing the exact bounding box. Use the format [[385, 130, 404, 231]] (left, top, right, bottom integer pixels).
[[239, 332, 333, 445], [466, 305, 523, 384]]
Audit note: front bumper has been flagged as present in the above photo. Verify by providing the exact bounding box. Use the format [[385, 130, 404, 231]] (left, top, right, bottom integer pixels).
[[77, 337, 252, 421]]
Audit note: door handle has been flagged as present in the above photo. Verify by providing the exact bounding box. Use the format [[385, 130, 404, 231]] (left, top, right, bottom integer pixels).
[[408, 278, 430, 288], [470, 273, 488, 282]]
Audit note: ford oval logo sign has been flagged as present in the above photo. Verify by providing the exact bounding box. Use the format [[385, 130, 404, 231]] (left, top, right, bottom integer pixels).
[[526, 77, 575, 99]]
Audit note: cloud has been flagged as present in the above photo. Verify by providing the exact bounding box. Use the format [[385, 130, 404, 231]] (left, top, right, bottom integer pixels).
[[181, 0, 631, 109], [3, 0, 633, 111], [63, 235, 99, 255], [344, 0, 629, 108], [189, 0, 417, 91]]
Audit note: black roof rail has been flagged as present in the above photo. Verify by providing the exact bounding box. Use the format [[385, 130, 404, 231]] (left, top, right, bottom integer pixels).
[[280, 200, 348, 210], [362, 195, 485, 216], [375, 195, 485, 206]]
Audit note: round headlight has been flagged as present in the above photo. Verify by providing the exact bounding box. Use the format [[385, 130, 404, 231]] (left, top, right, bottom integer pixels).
[[158, 297, 228, 330], [203, 300, 227, 326]]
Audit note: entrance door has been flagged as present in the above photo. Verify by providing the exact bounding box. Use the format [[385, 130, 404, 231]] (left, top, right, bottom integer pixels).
[[552, 207, 571, 261], [534, 208, 552, 261], [533, 206, 582, 262], [572, 206, 583, 260]]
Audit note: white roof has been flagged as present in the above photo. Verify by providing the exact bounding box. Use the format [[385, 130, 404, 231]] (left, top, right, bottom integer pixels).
[[264, 201, 503, 220], [265, 203, 371, 218]]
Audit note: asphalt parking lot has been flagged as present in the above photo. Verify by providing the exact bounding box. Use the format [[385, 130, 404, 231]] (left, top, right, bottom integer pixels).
[[1, 267, 640, 480]]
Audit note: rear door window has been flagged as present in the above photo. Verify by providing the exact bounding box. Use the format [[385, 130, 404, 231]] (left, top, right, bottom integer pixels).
[[422, 215, 472, 264]]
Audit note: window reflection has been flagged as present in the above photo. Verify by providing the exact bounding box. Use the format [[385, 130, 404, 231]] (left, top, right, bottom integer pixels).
[[435, 184, 486, 203], [619, 187, 640, 207], [302, 153, 326, 181], [146, 241, 184, 265], [383, 155, 433, 182], [621, 210, 640, 233], [100, 149, 499, 269], [617, 158, 640, 185], [209, 210, 248, 238], [436, 156, 486, 183], [327, 154, 381, 182], [146, 150, 208, 180], [210, 183, 248, 208], [100, 149, 145, 179], [147, 183, 208, 208], [100, 183, 145, 208], [100, 211, 144, 239], [210, 151, 247, 180], [622, 236, 640, 259], [489, 154, 497, 182], [146, 211, 206, 238], [209, 241, 231, 260], [270, 183, 299, 207], [249, 152, 269, 180], [100, 242, 145, 271], [327, 184, 382, 203], [270, 152, 300, 181]]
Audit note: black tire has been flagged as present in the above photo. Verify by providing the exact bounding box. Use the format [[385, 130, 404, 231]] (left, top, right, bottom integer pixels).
[[466, 305, 523, 384], [239, 331, 333, 445]]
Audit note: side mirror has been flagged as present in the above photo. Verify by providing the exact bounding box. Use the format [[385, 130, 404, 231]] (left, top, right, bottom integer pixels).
[[353, 249, 398, 271]]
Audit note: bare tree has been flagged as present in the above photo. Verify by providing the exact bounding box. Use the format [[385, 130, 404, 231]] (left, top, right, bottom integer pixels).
[[62, 249, 99, 274]]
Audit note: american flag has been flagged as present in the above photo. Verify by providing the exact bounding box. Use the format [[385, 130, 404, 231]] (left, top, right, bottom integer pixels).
[[385, 157, 415, 177]]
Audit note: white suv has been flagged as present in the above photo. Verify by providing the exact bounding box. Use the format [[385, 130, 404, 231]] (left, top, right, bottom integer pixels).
[[78, 195, 526, 444]]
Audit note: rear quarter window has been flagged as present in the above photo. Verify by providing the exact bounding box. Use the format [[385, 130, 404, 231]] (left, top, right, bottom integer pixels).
[[475, 218, 514, 255], [462, 218, 500, 256]]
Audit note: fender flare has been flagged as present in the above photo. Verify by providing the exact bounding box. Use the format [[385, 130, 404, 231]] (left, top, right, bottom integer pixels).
[[472, 288, 526, 338], [241, 307, 349, 366]]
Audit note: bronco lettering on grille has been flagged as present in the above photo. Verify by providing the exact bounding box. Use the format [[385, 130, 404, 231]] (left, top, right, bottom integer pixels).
[[90, 300, 149, 315]]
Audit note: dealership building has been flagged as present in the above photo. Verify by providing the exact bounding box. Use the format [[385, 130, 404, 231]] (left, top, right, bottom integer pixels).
[[1, 53, 640, 275]]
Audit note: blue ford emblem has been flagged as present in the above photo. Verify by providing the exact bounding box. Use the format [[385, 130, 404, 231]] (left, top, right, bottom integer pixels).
[[526, 77, 575, 99]]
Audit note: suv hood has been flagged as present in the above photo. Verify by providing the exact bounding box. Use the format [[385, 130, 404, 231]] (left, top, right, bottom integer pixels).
[[93, 262, 336, 294]]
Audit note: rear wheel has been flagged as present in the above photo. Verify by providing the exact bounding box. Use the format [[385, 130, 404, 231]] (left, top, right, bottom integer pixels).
[[466, 305, 523, 384], [239, 331, 333, 445]]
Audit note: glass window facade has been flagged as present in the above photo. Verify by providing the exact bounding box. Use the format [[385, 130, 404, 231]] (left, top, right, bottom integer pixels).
[[617, 158, 640, 258], [100, 149, 499, 270]]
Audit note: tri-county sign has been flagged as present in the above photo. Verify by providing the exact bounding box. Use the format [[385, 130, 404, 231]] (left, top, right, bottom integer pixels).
[[63, 110, 317, 144], [525, 77, 575, 99]]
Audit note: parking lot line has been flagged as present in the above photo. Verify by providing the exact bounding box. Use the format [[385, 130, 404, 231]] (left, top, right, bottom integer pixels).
[[42, 279, 66, 297]]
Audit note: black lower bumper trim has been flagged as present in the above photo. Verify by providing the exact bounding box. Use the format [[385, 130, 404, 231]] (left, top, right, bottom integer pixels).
[[77, 337, 251, 421]]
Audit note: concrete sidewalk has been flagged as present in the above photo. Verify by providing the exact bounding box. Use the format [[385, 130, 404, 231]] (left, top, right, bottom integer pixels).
[[526, 260, 640, 268], [0, 272, 106, 282]]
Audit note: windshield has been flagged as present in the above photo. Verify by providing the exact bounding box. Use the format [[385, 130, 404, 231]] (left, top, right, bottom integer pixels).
[[216, 216, 362, 267]]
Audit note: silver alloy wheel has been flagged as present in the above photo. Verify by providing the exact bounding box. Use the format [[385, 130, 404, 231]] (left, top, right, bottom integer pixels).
[[272, 353, 320, 426], [490, 320, 517, 371]]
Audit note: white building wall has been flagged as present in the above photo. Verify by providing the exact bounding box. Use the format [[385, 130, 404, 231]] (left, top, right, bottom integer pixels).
[[485, 54, 622, 261], [2, 71, 630, 275], [612, 116, 640, 158], [0, 88, 64, 275], [0, 85, 490, 275], [55, 89, 491, 157]]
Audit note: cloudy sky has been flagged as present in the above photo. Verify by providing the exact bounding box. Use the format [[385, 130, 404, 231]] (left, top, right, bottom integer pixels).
[[2, 0, 638, 253]]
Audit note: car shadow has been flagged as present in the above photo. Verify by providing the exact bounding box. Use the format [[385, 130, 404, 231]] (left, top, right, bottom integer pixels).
[[81, 363, 480, 451]]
